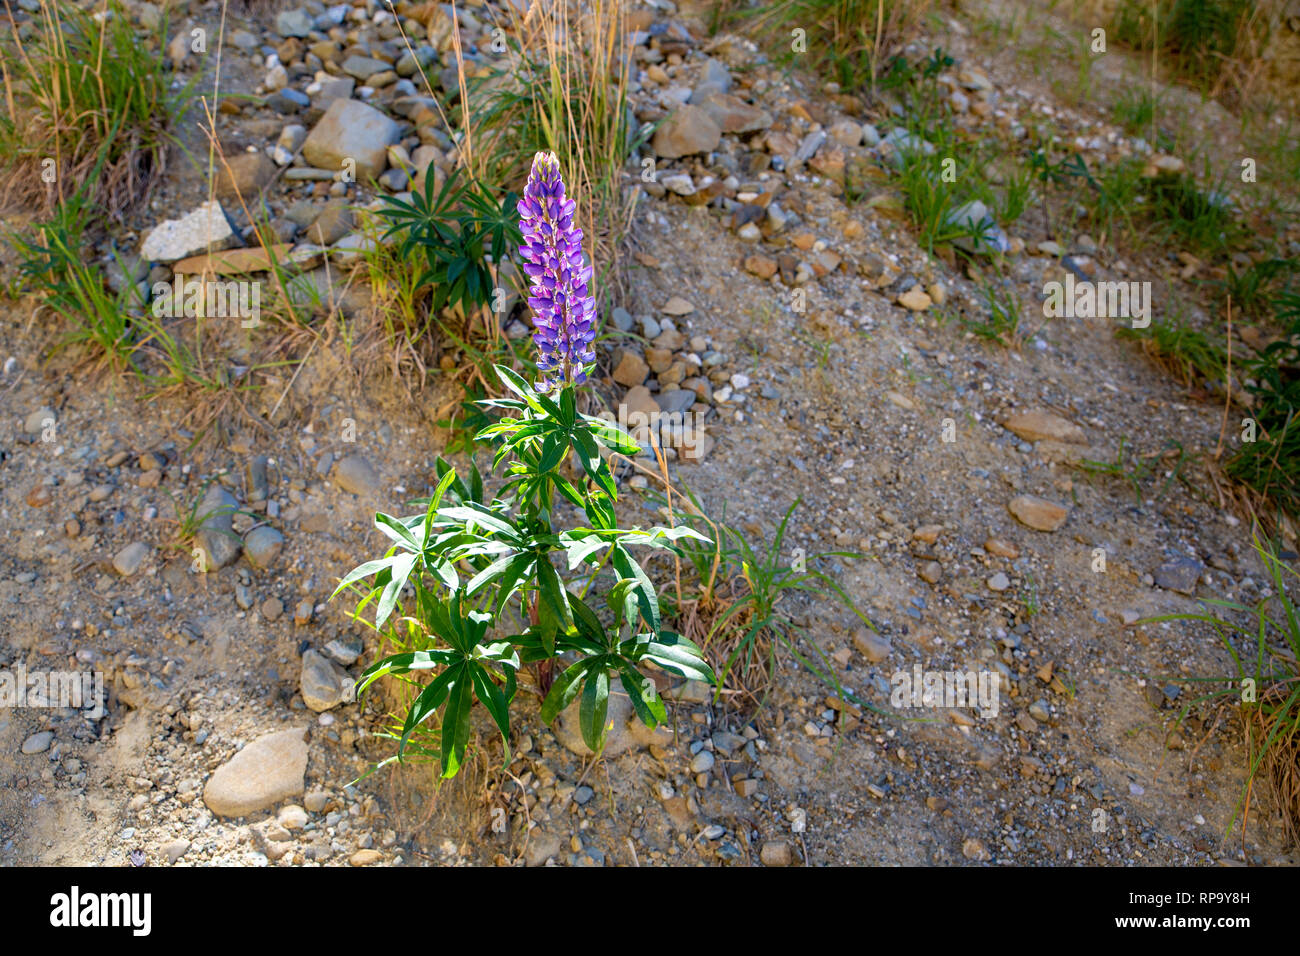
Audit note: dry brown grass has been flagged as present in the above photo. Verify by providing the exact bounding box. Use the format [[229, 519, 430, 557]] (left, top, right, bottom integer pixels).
[[0, 0, 181, 218], [1245, 679, 1300, 848]]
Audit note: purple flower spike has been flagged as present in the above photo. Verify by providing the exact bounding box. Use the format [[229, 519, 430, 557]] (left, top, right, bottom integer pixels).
[[517, 151, 597, 391]]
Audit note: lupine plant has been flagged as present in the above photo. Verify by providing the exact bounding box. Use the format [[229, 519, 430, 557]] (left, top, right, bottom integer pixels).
[[336, 152, 714, 777]]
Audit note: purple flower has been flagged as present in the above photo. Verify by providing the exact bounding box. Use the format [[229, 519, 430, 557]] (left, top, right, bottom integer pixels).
[[517, 151, 597, 391]]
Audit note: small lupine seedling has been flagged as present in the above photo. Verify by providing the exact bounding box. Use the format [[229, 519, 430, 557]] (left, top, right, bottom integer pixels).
[[337, 152, 715, 777], [374, 166, 522, 321]]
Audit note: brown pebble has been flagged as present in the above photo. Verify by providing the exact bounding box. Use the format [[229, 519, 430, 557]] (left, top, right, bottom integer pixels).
[[744, 254, 778, 279], [984, 537, 1019, 558], [760, 841, 793, 866], [1007, 495, 1069, 532]]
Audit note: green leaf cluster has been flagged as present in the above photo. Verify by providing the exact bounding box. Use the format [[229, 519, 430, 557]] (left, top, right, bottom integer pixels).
[[375, 169, 523, 317], [336, 365, 715, 776]]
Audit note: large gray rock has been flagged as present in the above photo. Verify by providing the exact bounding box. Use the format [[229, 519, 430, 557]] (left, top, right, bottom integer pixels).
[[690, 58, 731, 102], [195, 485, 242, 571], [275, 9, 313, 38], [333, 454, 381, 498], [324, 634, 364, 666], [300, 650, 352, 711], [203, 727, 308, 817], [217, 152, 277, 201], [696, 93, 772, 134], [396, 45, 436, 77], [553, 682, 669, 757], [1000, 410, 1087, 444], [21, 731, 54, 754], [24, 406, 56, 435], [524, 829, 563, 866], [1154, 557, 1204, 595], [652, 105, 721, 158], [309, 74, 355, 111], [140, 201, 239, 263], [657, 389, 695, 414], [112, 541, 150, 577], [426, 3, 456, 51], [307, 201, 355, 245], [301, 98, 401, 181], [341, 54, 390, 80], [243, 526, 286, 569]]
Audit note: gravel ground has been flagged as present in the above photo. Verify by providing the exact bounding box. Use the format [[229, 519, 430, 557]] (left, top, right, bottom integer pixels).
[[0, 0, 1296, 866]]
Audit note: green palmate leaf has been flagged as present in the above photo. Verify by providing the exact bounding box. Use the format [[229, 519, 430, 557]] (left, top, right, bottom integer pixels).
[[331, 556, 399, 598], [566, 590, 611, 649], [627, 630, 715, 685], [571, 426, 615, 498], [432, 455, 472, 504], [559, 532, 608, 570], [438, 504, 523, 542], [493, 363, 564, 419], [558, 387, 576, 429], [610, 543, 660, 636], [535, 554, 575, 637], [399, 664, 459, 756], [579, 667, 610, 753], [533, 390, 565, 423], [479, 418, 548, 445], [423, 467, 460, 545], [585, 489, 617, 530], [538, 433, 568, 474], [465, 550, 523, 596], [462, 607, 493, 649], [617, 661, 668, 727], [583, 416, 639, 455], [552, 474, 588, 511], [375, 512, 421, 551], [476, 398, 529, 416], [470, 662, 512, 765], [534, 588, 559, 657], [494, 363, 536, 403], [473, 640, 521, 668], [423, 591, 456, 646], [427, 554, 460, 590], [511, 626, 554, 664], [540, 657, 596, 724], [356, 648, 459, 696], [467, 458, 485, 504], [617, 525, 713, 549], [395, 512, 427, 533], [490, 552, 535, 617], [376, 551, 418, 627], [440, 666, 475, 777], [608, 576, 641, 630]]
